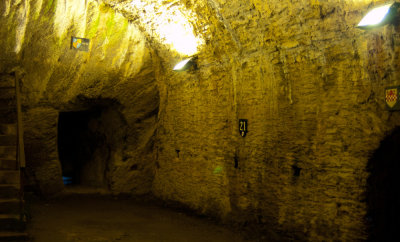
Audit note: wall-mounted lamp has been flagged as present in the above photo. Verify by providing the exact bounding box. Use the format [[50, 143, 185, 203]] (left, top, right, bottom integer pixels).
[[357, 2, 400, 29], [173, 56, 198, 72]]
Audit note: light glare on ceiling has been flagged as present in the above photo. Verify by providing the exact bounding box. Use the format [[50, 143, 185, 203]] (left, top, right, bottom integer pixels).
[[130, 0, 203, 56], [159, 21, 200, 56]]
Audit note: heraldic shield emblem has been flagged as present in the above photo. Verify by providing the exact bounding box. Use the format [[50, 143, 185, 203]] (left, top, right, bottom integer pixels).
[[385, 86, 400, 111], [71, 36, 90, 52], [72, 38, 82, 49]]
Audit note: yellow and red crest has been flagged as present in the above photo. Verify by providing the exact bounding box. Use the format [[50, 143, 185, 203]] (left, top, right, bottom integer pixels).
[[385, 86, 400, 110]]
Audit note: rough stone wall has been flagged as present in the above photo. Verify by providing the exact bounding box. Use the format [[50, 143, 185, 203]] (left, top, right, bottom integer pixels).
[[2, 0, 400, 240], [153, 0, 400, 240], [0, 0, 159, 195], [23, 107, 61, 195]]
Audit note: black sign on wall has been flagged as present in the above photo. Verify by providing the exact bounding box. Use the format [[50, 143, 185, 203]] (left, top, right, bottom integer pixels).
[[71, 37, 90, 52], [239, 119, 248, 137]]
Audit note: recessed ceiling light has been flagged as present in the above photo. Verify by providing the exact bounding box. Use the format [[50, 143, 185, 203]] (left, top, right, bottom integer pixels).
[[357, 3, 400, 29]]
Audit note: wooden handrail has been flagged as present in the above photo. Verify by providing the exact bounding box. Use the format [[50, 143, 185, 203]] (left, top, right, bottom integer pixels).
[[14, 73, 25, 168]]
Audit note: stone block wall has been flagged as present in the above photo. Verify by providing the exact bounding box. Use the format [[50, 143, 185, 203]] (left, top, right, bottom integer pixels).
[[153, 0, 400, 240]]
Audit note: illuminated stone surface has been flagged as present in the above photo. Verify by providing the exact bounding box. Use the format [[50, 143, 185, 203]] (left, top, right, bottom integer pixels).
[[1, 0, 400, 240], [0, 0, 158, 195]]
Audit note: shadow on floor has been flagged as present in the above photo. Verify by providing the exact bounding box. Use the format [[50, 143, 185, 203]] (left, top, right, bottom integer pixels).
[[25, 192, 255, 242]]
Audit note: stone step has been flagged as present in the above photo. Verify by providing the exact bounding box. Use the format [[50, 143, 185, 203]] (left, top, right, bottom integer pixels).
[[0, 146, 16, 160], [0, 108, 16, 123], [0, 231, 29, 241], [0, 159, 17, 170], [0, 76, 15, 88], [0, 124, 17, 135], [0, 171, 19, 184], [0, 135, 16, 146], [0, 88, 15, 99], [0, 199, 20, 214], [0, 185, 19, 199], [0, 214, 25, 232]]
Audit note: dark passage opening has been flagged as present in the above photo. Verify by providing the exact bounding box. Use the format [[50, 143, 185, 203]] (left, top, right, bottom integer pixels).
[[58, 109, 109, 187], [366, 127, 400, 241]]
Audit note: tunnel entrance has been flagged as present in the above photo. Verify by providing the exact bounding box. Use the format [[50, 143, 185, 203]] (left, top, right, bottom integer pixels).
[[57, 98, 128, 191], [58, 109, 110, 187], [366, 127, 400, 241]]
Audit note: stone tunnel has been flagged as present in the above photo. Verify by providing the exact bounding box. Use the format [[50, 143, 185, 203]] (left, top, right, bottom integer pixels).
[[1, 0, 400, 241]]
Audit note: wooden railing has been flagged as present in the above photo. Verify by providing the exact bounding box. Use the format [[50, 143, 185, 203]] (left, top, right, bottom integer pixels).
[[14, 73, 25, 168]]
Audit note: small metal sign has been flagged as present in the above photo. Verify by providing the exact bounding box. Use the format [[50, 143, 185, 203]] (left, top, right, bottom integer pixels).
[[385, 86, 400, 111], [239, 119, 248, 137], [71, 36, 90, 52]]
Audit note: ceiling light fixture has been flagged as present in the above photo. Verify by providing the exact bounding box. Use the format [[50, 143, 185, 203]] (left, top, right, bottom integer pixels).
[[357, 2, 400, 29], [173, 57, 197, 72]]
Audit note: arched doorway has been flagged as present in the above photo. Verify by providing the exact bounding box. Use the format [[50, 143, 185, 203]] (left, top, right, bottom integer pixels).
[[58, 109, 109, 186], [366, 127, 400, 241], [57, 99, 127, 189]]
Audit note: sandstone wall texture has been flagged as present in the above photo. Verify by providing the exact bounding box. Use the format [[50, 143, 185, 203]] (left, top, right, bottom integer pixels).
[[1, 0, 400, 240], [0, 0, 159, 195], [151, 0, 400, 241]]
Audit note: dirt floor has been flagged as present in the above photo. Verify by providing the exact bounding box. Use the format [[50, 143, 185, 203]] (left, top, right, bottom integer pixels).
[[26, 189, 255, 242]]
